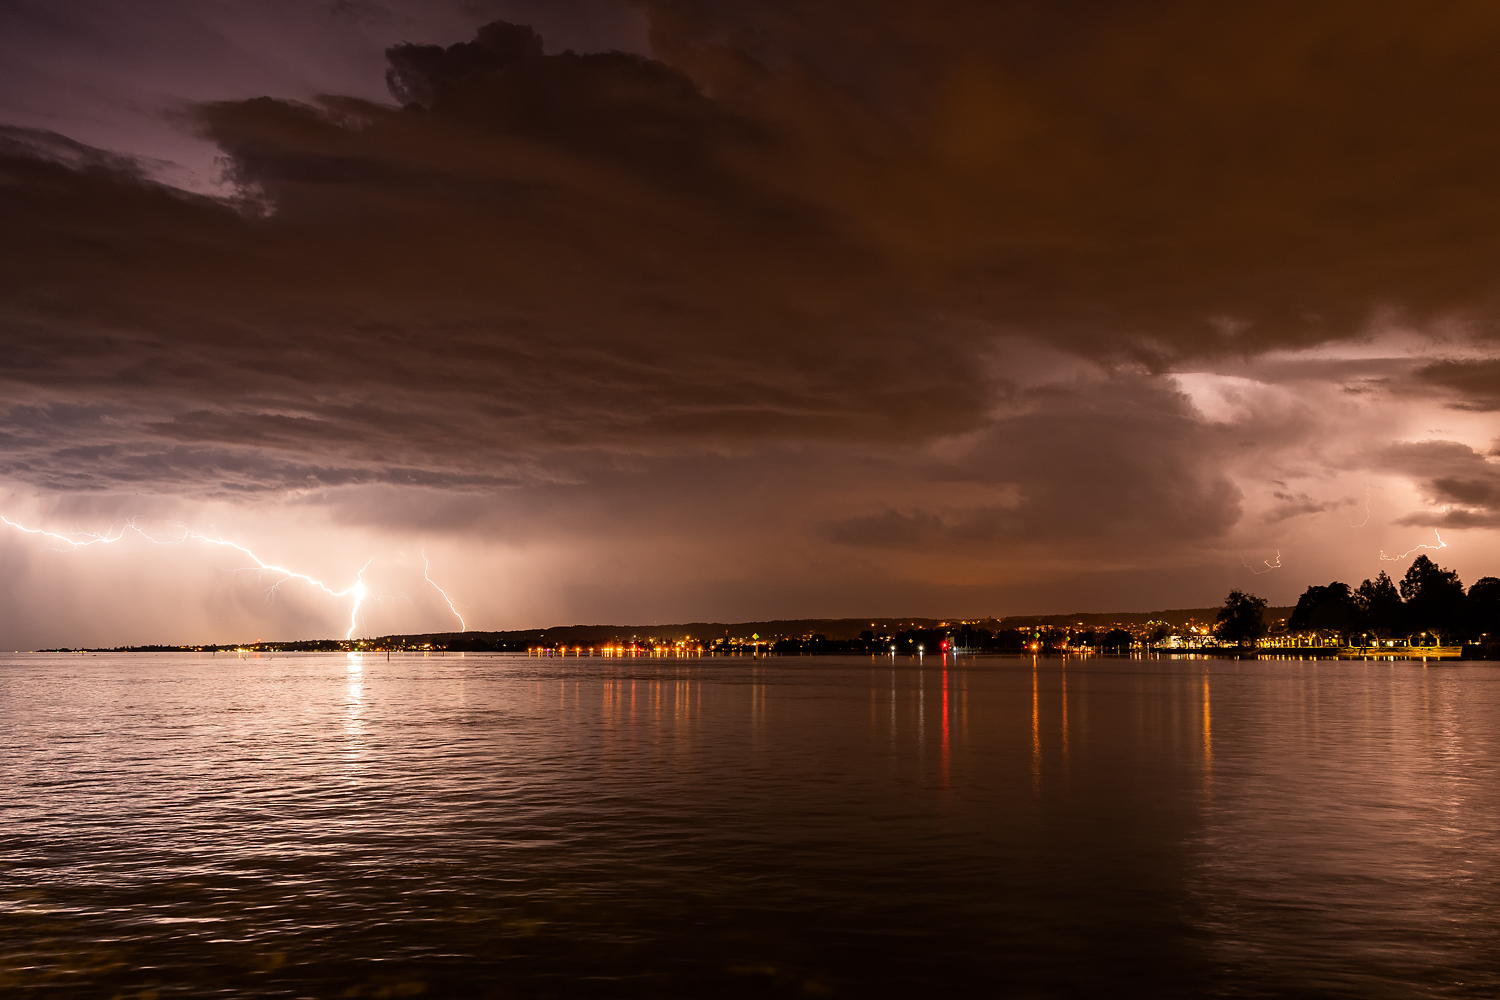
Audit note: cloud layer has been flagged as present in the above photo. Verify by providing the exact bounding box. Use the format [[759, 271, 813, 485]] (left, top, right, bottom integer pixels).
[[3, 1, 1500, 643]]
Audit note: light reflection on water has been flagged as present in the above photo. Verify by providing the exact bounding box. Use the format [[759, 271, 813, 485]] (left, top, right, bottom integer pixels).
[[1, 652, 1498, 998], [344, 655, 364, 776]]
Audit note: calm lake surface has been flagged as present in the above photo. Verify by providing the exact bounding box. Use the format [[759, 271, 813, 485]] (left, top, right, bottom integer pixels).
[[2, 652, 1498, 998]]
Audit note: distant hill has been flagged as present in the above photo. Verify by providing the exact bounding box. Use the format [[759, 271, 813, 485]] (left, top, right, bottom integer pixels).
[[65, 608, 1292, 652], [382, 617, 955, 648], [998, 607, 1293, 629], [377, 607, 1293, 649]]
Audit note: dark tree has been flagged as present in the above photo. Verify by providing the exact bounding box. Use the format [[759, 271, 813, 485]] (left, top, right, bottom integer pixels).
[[1033, 627, 1067, 652], [993, 629, 1029, 651], [1465, 577, 1500, 640], [956, 624, 994, 649], [1287, 585, 1323, 631], [1286, 582, 1363, 636], [1100, 628, 1134, 651], [1356, 571, 1404, 637], [1215, 590, 1268, 646], [1400, 555, 1466, 637]]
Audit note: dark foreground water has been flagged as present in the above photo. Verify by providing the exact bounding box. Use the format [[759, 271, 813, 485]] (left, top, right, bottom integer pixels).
[[2, 652, 1498, 998]]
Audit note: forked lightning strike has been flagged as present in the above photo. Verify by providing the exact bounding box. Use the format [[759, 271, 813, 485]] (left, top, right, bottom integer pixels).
[[163, 529, 373, 641], [423, 548, 466, 632], [3, 514, 373, 639], [1379, 529, 1446, 563], [1242, 550, 1282, 575], [0, 515, 126, 549]]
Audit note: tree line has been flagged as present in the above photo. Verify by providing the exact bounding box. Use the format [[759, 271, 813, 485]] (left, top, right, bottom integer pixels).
[[1218, 555, 1500, 645]]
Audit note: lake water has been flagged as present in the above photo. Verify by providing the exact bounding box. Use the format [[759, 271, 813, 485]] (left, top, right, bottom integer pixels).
[[2, 651, 1498, 998]]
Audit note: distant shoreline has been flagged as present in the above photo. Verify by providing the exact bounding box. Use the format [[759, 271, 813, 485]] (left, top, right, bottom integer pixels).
[[26, 648, 1487, 662], [32, 608, 1292, 654]]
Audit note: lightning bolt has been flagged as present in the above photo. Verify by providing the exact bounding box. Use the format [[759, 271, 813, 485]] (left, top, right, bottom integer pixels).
[[134, 523, 373, 640], [0, 514, 127, 549], [3, 514, 372, 640], [1348, 476, 1372, 528], [422, 548, 466, 632], [1241, 549, 1282, 575], [1379, 528, 1446, 563]]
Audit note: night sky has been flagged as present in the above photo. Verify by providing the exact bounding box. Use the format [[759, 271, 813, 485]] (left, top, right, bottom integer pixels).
[[4, 0, 1500, 647]]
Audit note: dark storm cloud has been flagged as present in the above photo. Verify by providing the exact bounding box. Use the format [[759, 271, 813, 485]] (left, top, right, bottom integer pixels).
[[649, 0, 1500, 346], [385, 20, 547, 106], [1416, 359, 1500, 411], [1264, 491, 1340, 524], [0, 42, 981, 498], [1377, 440, 1500, 528], [5, 1, 1500, 573], [818, 373, 1241, 553]]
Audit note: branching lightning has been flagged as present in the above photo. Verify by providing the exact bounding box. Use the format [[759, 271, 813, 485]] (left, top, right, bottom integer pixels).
[[423, 548, 466, 632], [1379, 529, 1446, 563], [0, 515, 126, 549], [3, 514, 373, 639], [149, 525, 372, 640], [1241, 549, 1282, 575]]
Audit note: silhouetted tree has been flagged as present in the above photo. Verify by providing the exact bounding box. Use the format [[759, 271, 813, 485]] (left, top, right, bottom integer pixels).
[[1356, 571, 1404, 637], [1465, 577, 1500, 640], [1100, 628, 1133, 651], [994, 629, 1029, 651], [1215, 590, 1268, 647], [956, 624, 994, 649], [1286, 582, 1363, 636], [1400, 555, 1465, 637], [1287, 585, 1323, 632], [1035, 627, 1067, 652]]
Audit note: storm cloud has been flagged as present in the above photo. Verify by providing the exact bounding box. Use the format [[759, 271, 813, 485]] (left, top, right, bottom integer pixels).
[[4, 0, 1500, 644]]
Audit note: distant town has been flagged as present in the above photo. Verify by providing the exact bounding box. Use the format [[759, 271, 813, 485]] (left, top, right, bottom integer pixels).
[[38, 554, 1500, 661]]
